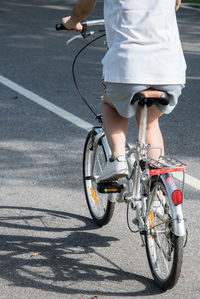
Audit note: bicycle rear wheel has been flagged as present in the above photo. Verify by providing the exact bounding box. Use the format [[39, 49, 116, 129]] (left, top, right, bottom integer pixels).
[[83, 131, 115, 226], [145, 179, 184, 290]]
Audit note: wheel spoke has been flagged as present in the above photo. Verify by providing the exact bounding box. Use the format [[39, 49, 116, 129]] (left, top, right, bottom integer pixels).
[[96, 154, 103, 173], [145, 179, 183, 288], [154, 234, 170, 276], [83, 133, 115, 226]]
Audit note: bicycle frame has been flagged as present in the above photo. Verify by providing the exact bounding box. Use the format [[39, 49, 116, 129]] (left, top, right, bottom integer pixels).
[[137, 103, 186, 237], [92, 102, 186, 238]]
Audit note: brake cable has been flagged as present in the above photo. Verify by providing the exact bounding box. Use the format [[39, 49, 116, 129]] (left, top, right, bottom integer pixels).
[[71, 32, 105, 118]]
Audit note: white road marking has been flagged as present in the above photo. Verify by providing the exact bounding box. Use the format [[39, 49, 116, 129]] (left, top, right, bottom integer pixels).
[[182, 4, 200, 12], [187, 76, 200, 80], [0, 74, 200, 191], [184, 51, 200, 56], [174, 172, 200, 191], [0, 75, 92, 132]]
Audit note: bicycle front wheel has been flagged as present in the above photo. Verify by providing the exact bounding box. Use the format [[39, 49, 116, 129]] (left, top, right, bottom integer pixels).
[[145, 179, 184, 290], [83, 131, 115, 226]]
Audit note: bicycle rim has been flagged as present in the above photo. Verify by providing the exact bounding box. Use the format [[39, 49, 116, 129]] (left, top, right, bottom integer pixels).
[[83, 131, 115, 226], [145, 180, 183, 290]]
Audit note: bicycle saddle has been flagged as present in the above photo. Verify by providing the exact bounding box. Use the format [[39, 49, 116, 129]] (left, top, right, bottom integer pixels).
[[131, 89, 170, 107]]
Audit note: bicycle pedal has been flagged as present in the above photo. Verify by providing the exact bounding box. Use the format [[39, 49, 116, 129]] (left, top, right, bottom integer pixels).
[[140, 230, 146, 236], [132, 218, 139, 225], [97, 181, 124, 193]]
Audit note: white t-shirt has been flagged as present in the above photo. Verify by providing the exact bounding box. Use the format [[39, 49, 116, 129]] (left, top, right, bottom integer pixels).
[[102, 0, 186, 84]]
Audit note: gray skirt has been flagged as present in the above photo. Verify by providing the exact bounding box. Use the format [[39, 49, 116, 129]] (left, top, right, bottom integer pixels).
[[103, 82, 184, 118]]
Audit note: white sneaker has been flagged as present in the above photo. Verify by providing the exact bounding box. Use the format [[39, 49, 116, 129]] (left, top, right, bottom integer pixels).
[[98, 155, 128, 182]]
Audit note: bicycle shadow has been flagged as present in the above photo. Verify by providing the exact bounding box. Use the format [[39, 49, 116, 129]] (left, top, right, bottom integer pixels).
[[0, 206, 163, 297]]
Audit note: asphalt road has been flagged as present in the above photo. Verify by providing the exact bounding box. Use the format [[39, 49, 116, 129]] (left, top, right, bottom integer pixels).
[[0, 1, 199, 298]]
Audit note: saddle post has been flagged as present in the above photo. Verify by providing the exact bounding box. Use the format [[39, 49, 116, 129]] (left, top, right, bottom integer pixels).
[[138, 103, 148, 146], [132, 89, 169, 159], [131, 101, 149, 202]]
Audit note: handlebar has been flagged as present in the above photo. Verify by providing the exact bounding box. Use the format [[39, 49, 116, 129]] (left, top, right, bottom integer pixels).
[[81, 19, 105, 27], [55, 19, 105, 46], [56, 19, 104, 30], [55, 23, 66, 31]]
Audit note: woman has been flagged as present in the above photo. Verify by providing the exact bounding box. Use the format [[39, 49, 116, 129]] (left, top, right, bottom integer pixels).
[[62, 0, 186, 182]]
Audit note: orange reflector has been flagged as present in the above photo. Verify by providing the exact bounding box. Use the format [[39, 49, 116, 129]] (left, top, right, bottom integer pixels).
[[149, 211, 155, 228], [90, 187, 98, 205], [172, 190, 182, 206], [105, 188, 118, 192]]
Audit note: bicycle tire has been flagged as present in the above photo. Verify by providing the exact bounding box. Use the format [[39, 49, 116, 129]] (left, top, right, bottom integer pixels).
[[145, 179, 184, 290], [83, 131, 115, 226]]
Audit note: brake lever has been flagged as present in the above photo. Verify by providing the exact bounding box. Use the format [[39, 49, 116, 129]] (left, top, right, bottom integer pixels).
[[66, 35, 83, 46], [56, 22, 94, 46], [66, 31, 95, 46]]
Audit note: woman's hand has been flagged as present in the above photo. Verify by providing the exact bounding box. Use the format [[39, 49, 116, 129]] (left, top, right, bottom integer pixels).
[[62, 16, 83, 32], [176, 0, 181, 11]]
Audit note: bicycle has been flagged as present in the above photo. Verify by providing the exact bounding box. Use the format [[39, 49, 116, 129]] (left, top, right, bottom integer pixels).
[[56, 20, 187, 291]]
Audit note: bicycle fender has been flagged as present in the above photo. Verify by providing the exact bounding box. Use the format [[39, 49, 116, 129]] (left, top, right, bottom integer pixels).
[[160, 173, 186, 237]]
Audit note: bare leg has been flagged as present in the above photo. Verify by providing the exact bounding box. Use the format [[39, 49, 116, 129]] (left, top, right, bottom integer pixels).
[[102, 95, 128, 159], [136, 105, 164, 159]]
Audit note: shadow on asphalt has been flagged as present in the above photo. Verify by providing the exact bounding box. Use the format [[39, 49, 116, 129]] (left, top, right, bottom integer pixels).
[[0, 206, 163, 297]]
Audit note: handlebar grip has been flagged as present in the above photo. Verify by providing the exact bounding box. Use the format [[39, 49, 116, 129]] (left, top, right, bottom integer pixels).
[[55, 24, 65, 31], [55, 22, 87, 37]]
